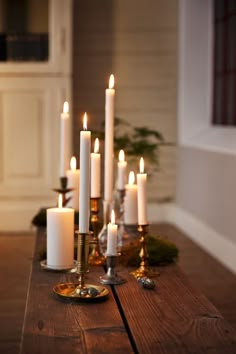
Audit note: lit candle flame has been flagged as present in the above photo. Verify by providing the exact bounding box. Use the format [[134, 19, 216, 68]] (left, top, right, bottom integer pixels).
[[70, 156, 76, 171], [58, 194, 63, 208], [94, 138, 99, 153], [83, 112, 87, 130], [139, 157, 144, 173], [128, 171, 135, 185], [119, 149, 125, 162], [111, 209, 115, 224], [63, 101, 69, 114], [109, 74, 115, 89]]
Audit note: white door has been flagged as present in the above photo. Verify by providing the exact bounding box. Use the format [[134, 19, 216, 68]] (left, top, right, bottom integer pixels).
[[0, 0, 72, 230]]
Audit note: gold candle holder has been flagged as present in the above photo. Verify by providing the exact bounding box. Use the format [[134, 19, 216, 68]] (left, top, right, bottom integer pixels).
[[88, 198, 105, 265], [53, 231, 109, 301], [130, 224, 158, 278]]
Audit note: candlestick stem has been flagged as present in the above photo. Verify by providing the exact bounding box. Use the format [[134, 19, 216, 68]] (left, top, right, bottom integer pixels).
[[100, 254, 125, 285], [117, 189, 126, 250], [131, 224, 159, 278], [88, 198, 105, 265], [98, 200, 113, 255], [75, 231, 90, 290]]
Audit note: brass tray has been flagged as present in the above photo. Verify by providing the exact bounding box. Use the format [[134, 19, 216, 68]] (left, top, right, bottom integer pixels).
[[53, 282, 109, 302]]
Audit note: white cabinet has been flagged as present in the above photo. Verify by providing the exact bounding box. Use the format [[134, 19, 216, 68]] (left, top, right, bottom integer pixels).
[[0, 0, 72, 230]]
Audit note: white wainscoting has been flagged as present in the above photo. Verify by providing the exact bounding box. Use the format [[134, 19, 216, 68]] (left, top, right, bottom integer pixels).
[[0, 77, 71, 231]]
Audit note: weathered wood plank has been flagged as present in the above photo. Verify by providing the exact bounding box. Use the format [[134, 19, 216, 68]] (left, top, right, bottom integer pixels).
[[20, 229, 133, 354], [114, 265, 236, 354]]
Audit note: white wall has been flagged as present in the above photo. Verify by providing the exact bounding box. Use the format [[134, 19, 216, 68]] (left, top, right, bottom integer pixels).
[[176, 0, 236, 273], [73, 0, 178, 202]]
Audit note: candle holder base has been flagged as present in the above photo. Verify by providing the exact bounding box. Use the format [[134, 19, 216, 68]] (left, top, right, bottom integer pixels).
[[40, 259, 77, 273], [130, 266, 158, 279], [100, 254, 126, 285], [53, 283, 109, 302], [54, 231, 109, 302]]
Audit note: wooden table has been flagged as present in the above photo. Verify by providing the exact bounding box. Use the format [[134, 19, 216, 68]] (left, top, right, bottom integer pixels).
[[20, 228, 236, 354]]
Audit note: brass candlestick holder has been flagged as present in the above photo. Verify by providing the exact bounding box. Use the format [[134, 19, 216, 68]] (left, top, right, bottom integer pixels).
[[52, 176, 73, 206], [100, 254, 126, 285], [98, 200, 113, 255], [53, 231, 109, 301], [131, 224, 158, 278], [88, 198, 105, 265]]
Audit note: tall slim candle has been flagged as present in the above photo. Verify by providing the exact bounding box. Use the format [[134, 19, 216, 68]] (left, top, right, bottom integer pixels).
[[137, 157, 147, 225], [91, 138, 101, 198], [66, 156, 80, 210], [124, 171, 138, 225], [79, 113, 91, 233], [60, 101, 70, 177], [104, 74, 115, 202], [117, 149, 127, 190]]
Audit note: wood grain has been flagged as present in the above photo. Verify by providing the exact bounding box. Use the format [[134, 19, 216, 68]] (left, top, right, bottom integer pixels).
[[114, 265, 236, 354], [20, 227, 236, 353], [20, 229, 133, 354]]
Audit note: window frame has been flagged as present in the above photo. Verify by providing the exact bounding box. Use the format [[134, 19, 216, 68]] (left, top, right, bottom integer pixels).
[[178, 0, 236, 155]]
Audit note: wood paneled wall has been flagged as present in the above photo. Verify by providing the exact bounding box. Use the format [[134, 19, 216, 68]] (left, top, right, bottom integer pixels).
[[72, 0, 177, 201]]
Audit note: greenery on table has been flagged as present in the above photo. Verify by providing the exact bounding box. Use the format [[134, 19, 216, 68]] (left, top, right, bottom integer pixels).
[[119, 235, 178, 267], [38, 234, 178, 266]]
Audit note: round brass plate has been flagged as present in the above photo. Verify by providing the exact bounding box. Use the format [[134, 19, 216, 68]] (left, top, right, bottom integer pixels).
[[53, 283, 109, 302], [40, 260, 77, 273]]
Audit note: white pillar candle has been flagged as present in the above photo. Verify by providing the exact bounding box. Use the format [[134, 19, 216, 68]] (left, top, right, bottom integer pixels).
[[124, 171, 138, 225], [60, 101, 70, 177], [137, 157, 148, 225], [91, 138, 101, 198], [66, 156, 80, 210], [107, 210, 118, 255], [104, 74, 115, 202], [46, 194, 74, 269], [117, 149, 127, 190], [79, 113, 91, 233]]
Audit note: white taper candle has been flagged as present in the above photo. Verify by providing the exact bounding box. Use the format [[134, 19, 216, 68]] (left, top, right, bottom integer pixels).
[[124, 171, 138, 225], [66, 157, 80, 210], [79, 113, 91, 233], [60, 101, 70, 177], [91, 138, 101, 198], [137, 157, 147, 225], [117, 149, 127, 190], [107, 209, 118, 255], [104, 74, 115, 202]]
